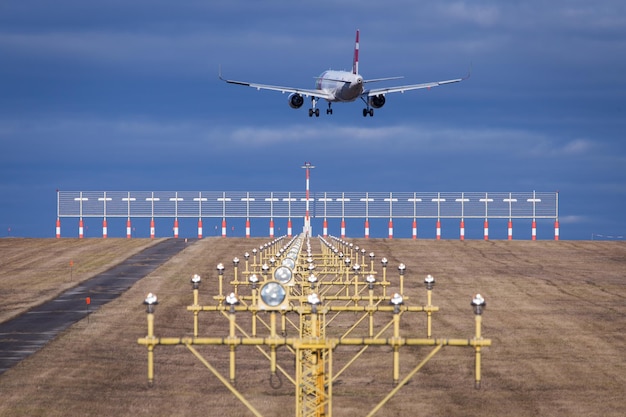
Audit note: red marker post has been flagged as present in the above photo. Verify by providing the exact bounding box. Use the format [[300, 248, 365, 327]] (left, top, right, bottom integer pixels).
[[86, 297, 91, 323]]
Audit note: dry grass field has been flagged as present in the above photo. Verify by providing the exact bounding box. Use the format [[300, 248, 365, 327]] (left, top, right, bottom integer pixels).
[[0, 238, 160, 323], [0, 238, 624, 417]]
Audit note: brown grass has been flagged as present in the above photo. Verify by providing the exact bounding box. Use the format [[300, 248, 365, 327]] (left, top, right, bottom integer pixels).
[[0, 238, 624, 417], [0, 238, 161, 323]]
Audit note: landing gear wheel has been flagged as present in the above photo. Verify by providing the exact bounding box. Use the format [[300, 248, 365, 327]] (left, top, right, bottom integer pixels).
[[327, 104, 333, 115], [309, 109, 314, 117], [315, 108, 320, 117], [363, 108, 374, 117]]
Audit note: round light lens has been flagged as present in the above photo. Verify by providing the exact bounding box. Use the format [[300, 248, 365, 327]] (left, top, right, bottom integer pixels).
[[260, 282, 286, 307], [274, 266, 293, 284]]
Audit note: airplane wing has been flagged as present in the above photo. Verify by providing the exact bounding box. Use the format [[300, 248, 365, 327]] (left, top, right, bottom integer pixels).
[[219, 73, 335, 101], [366, 72, 470, 96]]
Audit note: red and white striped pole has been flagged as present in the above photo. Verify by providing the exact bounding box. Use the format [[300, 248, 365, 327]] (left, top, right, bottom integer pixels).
[[197, 218, 203, 239], [301, 162, 315, 236], [287, 218, 293, 237], [364, 219, 370, 239], [102, 218, 108, 239], [173, 218, 179, 238], [322, 218, 328, 237], [436, 220, 441, 240], [483, 219, 489, 240], [246, 218, 251, 238], [388, 219, 393, 239], [56, 218, 61, 239], [221, 218, 227, 237], [269, 218, 274, 238], [460, 219, 465, 241], [79, 218, 84, 239], [554, 219, 560, 241], [126, 218, 132, 239], [150, 218, 155, 239], [531, 219, 537, 241], [341, 218, 346, 239], [507, 220, 513, 240]]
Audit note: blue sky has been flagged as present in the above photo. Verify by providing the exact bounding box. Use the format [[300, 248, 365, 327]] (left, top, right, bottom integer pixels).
[[1, 1, 624, 239]]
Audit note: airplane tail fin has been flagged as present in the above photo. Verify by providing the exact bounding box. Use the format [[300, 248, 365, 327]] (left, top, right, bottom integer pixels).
[[352, 29, 360, 74]]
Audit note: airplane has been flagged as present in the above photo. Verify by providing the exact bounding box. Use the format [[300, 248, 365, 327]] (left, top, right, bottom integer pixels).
[[219, 30, 470, 118]]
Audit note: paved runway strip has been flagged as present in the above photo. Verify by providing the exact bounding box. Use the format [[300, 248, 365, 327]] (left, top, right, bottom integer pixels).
[[0, 238, 191, 374]]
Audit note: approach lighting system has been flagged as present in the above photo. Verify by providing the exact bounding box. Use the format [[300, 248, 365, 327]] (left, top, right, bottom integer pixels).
[[259, 281, 288, 310]]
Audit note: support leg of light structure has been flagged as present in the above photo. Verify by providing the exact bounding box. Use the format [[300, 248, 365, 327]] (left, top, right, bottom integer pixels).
[[173, 218, 179, 238], [436, 220, 441, 240], [474, 313, 483, 389], [366, 344, 444, 417], [102, 218, 108, 239], [56, 218, 61, 239], [532, 220, 537, 241], [426, 289, 433, 338], [197, 218, 203, 239], [392, 312, 400, 385], [79, 217, 84, 239], [508, 220, 513, 240], [412, 219, 417, 240], [145, 311, 156, 386], [229, 311, 237, 384], [185, 343, 264, 417], [191, 287, 200, 337], [126, 218, 132, 239]]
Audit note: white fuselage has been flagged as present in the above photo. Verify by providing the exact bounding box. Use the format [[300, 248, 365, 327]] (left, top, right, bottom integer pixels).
[[315, 70, 364, 102]]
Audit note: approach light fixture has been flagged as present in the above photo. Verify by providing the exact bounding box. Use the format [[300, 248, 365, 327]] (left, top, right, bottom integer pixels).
[[366, 274, 376, 290], [259, 281, 287, 310], [282, 258, 296, 270], [144, 292, 158, 313], [274, 265, 293, 284], [398, 263, 406, 275], [191, 274, 201, 289], [216, 263, 225, 275], [381, 257, 388, 267], [249, 274, 259, 289], [471, 294, 486, 315], [424, 274, 435, 290], [225, 292, 240, 313], [233, 257, 240, 266], [390, 292, 403, 314], [307, 293, 321, 313]]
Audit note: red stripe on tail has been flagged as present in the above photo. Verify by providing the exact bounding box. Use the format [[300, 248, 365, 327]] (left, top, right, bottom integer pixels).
[[352, 29, 360, 74]]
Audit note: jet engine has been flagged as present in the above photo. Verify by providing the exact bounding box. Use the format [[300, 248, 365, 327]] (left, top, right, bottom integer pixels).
[[288, 93, 304, 109], [368, 94, 386, 109]]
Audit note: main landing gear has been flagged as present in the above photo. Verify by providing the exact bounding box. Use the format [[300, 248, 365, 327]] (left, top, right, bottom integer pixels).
[[309, 97, 320, 117], [361, 96, 374, 117]]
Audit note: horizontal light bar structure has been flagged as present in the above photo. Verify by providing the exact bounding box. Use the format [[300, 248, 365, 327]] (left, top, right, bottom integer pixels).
[[58, 191, 557, 219]]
